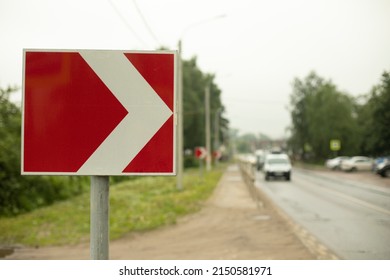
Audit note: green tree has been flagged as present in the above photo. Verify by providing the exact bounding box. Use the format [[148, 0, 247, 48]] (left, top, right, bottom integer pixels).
[[182, 57, 228, 163], [0, 86, 21, 196], [288, 72, 360, 161], [358, 71, 390, 155], [288, 72, 318, 159], [235, 133, 257, 153]]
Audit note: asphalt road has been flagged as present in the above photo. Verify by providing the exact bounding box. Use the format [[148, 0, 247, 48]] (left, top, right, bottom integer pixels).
[[254, 167, 390, 260]]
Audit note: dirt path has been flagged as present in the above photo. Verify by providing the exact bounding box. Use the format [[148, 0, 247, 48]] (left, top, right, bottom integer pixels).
[[4, 165, 316, 260]]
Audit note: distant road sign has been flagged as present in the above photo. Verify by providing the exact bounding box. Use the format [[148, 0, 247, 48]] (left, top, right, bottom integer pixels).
[[22, 50, 176, 175], [330, 139, 341, 151], [213, 150, 222, 159], [195, 147, 207, 159]]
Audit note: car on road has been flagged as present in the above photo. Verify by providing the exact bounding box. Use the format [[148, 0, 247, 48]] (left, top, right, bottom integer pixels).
[[263, 153, 292, 181], [376, 159, 390, 178], [373, 156, 390, 172], [325, 156, 350, 170], [254, 149, 266, 170], [340, 156, 373, 172]]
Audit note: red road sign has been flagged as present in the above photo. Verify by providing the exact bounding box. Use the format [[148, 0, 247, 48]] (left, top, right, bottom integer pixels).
[[195, 147, 207, 159], [213, 150, 222, 159], [22, 50, 176, 175]]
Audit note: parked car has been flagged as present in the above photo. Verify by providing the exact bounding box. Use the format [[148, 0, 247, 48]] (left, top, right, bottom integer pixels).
[[373, 156, 390, 172], [340, 156, 373, 172], [376, 159, 390, 178], [325, 156, 350, 170], [263, 153, 292, 181]]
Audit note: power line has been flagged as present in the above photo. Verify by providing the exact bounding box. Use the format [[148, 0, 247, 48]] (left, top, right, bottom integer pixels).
[[132, 0, 161, 47], [107, 0, 148, 47]]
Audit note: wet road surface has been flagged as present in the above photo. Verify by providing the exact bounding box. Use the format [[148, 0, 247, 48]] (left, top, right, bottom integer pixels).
[[255, 167, 390, 259]]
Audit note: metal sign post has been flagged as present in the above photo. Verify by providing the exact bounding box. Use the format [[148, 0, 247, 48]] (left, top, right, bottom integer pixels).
[[90, 176, 109, 260], [199, 158, 204, 178]]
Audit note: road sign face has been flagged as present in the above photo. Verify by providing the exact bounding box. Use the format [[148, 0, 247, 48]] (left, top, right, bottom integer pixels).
[[213, 150, 222, 159], [330, 139, 341, 151], [195, 147, 207, 159], [22, 50, 176, 175]]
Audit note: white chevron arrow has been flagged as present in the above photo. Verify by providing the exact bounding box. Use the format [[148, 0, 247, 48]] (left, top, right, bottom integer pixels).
[[77, 51, 173, 175]]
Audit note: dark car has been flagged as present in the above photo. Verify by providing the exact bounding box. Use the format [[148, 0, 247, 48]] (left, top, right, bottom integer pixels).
[[376, 160, 390, 178], [373, 156, 390, 172]]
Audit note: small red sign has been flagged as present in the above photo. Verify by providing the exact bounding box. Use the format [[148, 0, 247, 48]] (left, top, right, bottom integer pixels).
[[195, 147, 207, 159]]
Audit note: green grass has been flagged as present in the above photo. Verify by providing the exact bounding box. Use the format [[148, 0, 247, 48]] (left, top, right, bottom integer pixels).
[[0, 166, 224, 247], [293, 160, 327, 170]]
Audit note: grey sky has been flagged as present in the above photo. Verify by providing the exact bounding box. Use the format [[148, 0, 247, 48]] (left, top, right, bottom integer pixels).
[[1, 0, 390, 139]]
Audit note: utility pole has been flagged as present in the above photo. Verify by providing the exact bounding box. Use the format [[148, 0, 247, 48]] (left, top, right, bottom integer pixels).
[[176, 14, 226, 186], [214, 107, 221, 165], [205, 85, 211, 171]]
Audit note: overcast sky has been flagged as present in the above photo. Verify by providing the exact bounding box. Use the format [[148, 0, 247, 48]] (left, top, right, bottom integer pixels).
[[1, 0, 390, 139]]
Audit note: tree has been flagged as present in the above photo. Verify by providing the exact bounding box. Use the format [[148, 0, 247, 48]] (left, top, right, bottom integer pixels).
[[235, 133, 258, 153], [182, 57, 228, 162], [288, 72, 318, 159], [288, 72, 360, 161], [358, 71, 390, 155], [0, 86, 21, 195]]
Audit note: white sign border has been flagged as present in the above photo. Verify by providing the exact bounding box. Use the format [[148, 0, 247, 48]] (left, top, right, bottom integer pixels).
[[21, 49, 177, 176]]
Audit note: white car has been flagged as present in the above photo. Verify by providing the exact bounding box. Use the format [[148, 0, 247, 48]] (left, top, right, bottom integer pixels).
[[325, 156, 350, 170], [340, 156, 373, 172], [263, 153, 292, 181]]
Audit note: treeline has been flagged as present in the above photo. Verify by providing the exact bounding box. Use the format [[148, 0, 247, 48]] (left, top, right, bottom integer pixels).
[[182, 57, 228, 166], [0, 57, 228, 216], [288, 71, 390, 161]]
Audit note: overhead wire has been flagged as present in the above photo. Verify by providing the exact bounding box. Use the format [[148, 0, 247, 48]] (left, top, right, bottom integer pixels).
[[107, 0, 149, 48], [132, 0, 161, 47]]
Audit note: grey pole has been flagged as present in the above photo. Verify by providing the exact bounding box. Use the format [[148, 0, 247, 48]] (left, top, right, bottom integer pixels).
[[176, 15, 226, 187], [90, 175, 109, 260], [214, 107, 221, 166], [205, 85, 212, 171], [176, 40, 183, 190]]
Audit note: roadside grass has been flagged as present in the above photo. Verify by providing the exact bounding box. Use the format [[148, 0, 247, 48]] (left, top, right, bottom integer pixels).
[[0, 166, 225, 247], [293, 160, 327, 170]]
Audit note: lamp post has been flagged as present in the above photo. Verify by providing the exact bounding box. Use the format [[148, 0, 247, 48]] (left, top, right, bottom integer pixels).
[[176, 14, 226, 190]]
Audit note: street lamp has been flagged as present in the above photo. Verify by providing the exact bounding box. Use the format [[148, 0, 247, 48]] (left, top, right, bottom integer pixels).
[[176, 14, 226, 190]]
